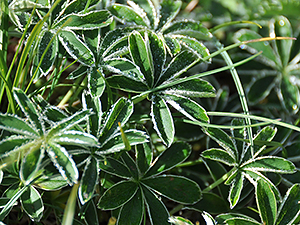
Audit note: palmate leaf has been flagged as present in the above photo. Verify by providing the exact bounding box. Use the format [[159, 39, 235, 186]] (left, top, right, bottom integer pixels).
[[99, 97, 134, 145], [53, 10, 113, 30], [13, 88, 44, 135], [98, 180, 138, 210], [129, 31, 154, 87], [46, 143, 78, 185], [151, 95, 174, 147], [20, 186, 44, 222], [98, 156, 132, 179], [58, 30, 95, 66], [144, 142, 191, 177], [120, 152, 139, 180], [164, 94, 209, 122], [201, 148, 236, 166], [241, 156, 296, 173], [117, 188, 144, 225], [255, 179, 277, 225], [142, 185, 170, 225], [108, 3, 148, 26], [162, 78, 215, 98], [247, 76, 276, 104], [79, 156, 99, 204], [142, 175, 201, 204], [276, 184, 300, 225], [157, 0, 181, 32], [107, 75, 149, 93]]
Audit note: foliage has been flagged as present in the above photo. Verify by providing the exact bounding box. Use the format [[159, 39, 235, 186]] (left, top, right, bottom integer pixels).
[[1, 0, 300, 224]]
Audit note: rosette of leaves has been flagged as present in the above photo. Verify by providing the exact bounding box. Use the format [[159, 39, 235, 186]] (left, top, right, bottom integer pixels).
[[9, 0, 113, 76], [201, 119, 296, 209], [108, 0, 213, 55], [0, 88, 98, 221], [216, 182, 300, 225], [107, 30, 215, 147], [97, 142, 201, 225], [233, 16, 300, 115]]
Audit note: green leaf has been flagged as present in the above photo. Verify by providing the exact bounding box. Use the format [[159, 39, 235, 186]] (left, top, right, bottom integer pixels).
[[169, 216, 194, 225], [163, 20, 212, 41], [20, 186, 44, 222], [201, 148, 236, 166], [231, 118, 246, 160], [37, 30, 58, 75], [99, 97, 133, 145], [58, 30, 95, 66], [108, 4, 149, 26], [242, 156, 296, 173], [54, 10, 112, 30], [98, 181, 138, 210], [234, 29, 278, 67], [247, 76, 276, 104], [98, 157, 132, 179], [20, 144, 44, 184], [34, 173, 68, 191], [148, 31, 166, 83], [100, 130, 149, 154], [273, 16, 293, 67], [280, 76, 300, 114], [216, 213, 261, 225], [164, 94, 209, 122], [48, 109, 91, 137], [228, 172, 244, 209], [136, 143, 152, 175], [62, 0, 98, 15], [120, 152, 139, 180], [79, 199, 99, 225], [188, 192, 228, 214], [88, 67, 106, 97], [129, 31, 154, 87], [162, 78, 215, 98], [145, 142, 191, 177], [82, 29, 100, 57], [117, 188, 144, 225], [13, 88, 44, 135], [173, 35, 210, 60], [158, 50, 199, 85], [142, 186, 170, 225], [225, 217, 262, 225], [50, 130, 98, 147], [253, 126, 277, 157], [256, 179, 277, 225], [276, 184, 300, 225], [164, 36, 181, 56], [104, 58, 145, 82], [151, 95, 174, 147], [131, 0, 157, 28], [142, 175, 201, 204], [204, 127, 237, 160], [0, 114, 38, 137], [157, 0, 181, 31], [79, 157, 99, 204], [47, 143, 79, 185], [107, 75, 149, 93]]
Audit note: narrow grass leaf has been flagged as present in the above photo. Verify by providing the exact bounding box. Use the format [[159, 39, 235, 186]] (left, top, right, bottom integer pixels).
[[129, 31, 154, 87], [20, 186, 44, 222], [145, 142, 191, 177], [164, 94, 209, 122], [142, 175, 201, 204], [242, 156, 296, 173], [151, 95, 174, 147], [201, 148, 236, 166], [98, 181, 138, 210], [162, 78, 215, 98], [117, 188, 144, 225], [62, 183, 79, 225], [79, 157, 99, 204], [142, 185, 170, 225], [59, 30, 95, 66], [98, 157, 132, 179], [47, 143, 78, 185], [256, 178, 277, 225]]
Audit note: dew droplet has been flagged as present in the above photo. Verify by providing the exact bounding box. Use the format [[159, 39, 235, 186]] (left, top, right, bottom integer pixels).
[[279, 20, 285, 26]]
